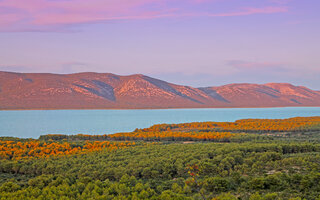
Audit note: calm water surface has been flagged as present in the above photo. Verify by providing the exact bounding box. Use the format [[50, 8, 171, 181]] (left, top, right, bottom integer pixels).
[[1, 107, 320, 138]]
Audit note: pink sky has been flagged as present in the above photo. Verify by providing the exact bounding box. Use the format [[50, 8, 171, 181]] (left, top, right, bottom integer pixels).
[[0, 0, 288, 30], [0, 0, 319, 89]]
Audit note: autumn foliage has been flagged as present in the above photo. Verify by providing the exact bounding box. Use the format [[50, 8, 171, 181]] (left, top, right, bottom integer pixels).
[[107, 117, 320, 141], [0, 140, 136, 160], [109, 131, 239, 141], [38, 117, 320, 142], [136, 117, 320, 133]]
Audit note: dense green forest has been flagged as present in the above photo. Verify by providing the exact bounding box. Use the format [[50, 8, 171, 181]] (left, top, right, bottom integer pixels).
[[1, 117, 320, 200]]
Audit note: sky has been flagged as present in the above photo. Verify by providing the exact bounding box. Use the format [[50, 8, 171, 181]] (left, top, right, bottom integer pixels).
[[0, 0, 319, 89]]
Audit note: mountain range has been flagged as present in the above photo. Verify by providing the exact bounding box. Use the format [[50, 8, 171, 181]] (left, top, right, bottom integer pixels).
[[1, 71, 320, 110]]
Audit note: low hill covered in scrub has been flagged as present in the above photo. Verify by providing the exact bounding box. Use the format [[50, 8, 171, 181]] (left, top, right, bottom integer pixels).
[[1, 116, 320, 199]]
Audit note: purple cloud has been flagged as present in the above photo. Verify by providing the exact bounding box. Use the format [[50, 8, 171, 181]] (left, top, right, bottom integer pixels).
[[209, 6, 287, 17], [227, 60, 289, 71]]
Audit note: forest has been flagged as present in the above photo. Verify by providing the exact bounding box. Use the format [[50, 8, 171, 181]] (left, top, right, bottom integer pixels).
[[1, 117, 320, 200]]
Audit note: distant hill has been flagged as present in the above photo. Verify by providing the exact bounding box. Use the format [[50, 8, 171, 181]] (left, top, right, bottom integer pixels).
[[1, 71, 320, 109]]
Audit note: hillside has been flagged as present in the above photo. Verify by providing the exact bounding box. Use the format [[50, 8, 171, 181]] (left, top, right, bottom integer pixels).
[[1, 71, 320, 109]]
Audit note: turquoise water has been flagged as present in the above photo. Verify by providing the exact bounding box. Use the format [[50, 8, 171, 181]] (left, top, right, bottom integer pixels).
[[0, 107, 320, 138]]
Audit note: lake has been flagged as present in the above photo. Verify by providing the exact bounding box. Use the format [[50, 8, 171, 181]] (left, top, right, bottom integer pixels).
[[1, 107, 320, 138]]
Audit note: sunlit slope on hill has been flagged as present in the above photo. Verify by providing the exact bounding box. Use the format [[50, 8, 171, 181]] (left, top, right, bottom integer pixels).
[[1, 71, 320, 109]]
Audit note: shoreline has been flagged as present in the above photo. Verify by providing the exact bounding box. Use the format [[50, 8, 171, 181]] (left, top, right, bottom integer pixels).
[[1, 105, 320, 111]]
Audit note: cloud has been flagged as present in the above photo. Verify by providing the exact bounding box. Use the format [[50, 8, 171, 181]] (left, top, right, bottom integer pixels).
[[227, 60, 289, 71], [59, 62, 91, 73], [0, 65, 36, 73], [0, 62, 91, 73], [209, 6, 287, 17], [269, 0, 293, 5], [0, 0, 289, 32], [226, 60, 320, 83]]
